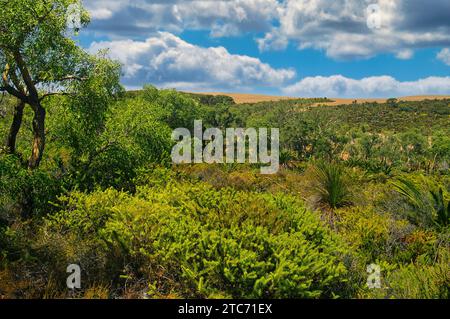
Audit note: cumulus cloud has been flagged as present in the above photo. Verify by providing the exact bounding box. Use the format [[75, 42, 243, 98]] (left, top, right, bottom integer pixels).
[[283, 75, 450, 98], [437, 48, 450, 66], [84, 0, 279, 38], [257, 0, 450, 59], [84, 0, 450, 60], [88, 32, 295, 90]]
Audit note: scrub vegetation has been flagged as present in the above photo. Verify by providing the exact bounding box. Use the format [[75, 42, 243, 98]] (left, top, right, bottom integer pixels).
[[1, 0, 449, 299]]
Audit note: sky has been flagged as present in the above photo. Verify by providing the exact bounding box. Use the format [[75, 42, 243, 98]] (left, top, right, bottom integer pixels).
[[76, 0, 450, 98]]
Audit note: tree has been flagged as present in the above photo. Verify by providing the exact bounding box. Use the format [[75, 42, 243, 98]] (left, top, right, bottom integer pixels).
[[6, 99, 25, 154], [0, 0, 120, 168]]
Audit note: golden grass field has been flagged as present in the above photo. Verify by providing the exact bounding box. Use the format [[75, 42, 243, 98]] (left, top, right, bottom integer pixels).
[[201, 92, 450, 105]]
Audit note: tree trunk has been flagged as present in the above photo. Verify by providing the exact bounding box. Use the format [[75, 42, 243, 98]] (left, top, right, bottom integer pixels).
[[6, 99, 25, 154], [28, 102, 46, 169]]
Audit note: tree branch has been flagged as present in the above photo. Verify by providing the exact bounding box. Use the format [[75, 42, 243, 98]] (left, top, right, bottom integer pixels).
[[13, 50, 39, 103], [1, 64, 28, 102], [34, 75, 88, 85], [39, 92, 75, 102]]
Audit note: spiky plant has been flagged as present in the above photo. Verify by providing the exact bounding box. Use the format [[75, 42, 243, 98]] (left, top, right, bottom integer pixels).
[[391, 177, 427, 209], [430, 188, 450, 229], [311, 161, 353, 209], [391, 177, 450, 229]]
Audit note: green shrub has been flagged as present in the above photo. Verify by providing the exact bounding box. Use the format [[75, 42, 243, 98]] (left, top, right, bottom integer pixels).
[[369, 248, 450, 299], [0, 155, 63, 219], [335, 207, 415, 263], [42, 178, 350, 298], [74, 99, 173, 191]]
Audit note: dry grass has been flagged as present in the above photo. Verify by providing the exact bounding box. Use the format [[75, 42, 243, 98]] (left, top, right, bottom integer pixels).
[[198, 92, 296, 104], [198, 92, 450, 105]]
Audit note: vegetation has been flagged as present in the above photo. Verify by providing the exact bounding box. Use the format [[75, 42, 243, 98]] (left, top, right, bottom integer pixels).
[[310, 161, 353, 209], [0, 0, 449, 299]]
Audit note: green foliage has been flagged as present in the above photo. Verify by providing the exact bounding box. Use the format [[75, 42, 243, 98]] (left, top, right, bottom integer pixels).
[[335, 207, 418, 264], [0, 155, 64, 219], [391, 176, 450, 229], [46, 53, 123, 160], [430, 188, 450, 228], [0, 0, 90, 70], [72, 98, 173, 191], [41, 177, 350, 298], [1, 83, 449, 299], [184, 93, 236, 106], [140, 85, 201, 130], [364, 248, 450, 299], [310, 161, 353, 209]]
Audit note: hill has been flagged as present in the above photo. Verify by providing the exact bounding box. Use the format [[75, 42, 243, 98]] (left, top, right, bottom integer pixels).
[[197, 92, 450, 105]]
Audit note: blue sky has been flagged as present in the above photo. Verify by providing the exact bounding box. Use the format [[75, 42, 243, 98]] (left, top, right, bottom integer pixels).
[[179, 30, 448, 81], [78, 0, 450, 98]]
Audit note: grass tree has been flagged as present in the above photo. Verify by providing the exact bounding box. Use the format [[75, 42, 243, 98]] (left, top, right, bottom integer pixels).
[[311, 161, 353, 209]]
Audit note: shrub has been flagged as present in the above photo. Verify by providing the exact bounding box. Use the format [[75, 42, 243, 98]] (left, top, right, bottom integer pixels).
[[74, 99, 174, 191], [0, 155, 63, 219], [335, 207, 414, 264], [41, 178, 350, 298], [370, 248, 450, 299]]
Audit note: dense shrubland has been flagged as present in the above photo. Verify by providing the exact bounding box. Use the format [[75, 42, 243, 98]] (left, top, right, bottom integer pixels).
[[1, 0, 448, 299], [1, 85, 449, 299]]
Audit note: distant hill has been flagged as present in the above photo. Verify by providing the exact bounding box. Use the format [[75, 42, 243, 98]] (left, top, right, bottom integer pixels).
[[126, 89, 450, 105], [195, 92, 450, 105]]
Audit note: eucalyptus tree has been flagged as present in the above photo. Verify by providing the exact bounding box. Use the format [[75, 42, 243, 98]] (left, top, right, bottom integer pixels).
[[0, 0, 121, 168]]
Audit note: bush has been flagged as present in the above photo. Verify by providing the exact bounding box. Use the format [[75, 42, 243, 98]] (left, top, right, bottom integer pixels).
[[74, 99, 174, 191], [40, 177, 350, 298], [185, 93, 235, 106], [364, 248, 450, 299], [335, 207, 417, 264], [0, 155, 63, 219]]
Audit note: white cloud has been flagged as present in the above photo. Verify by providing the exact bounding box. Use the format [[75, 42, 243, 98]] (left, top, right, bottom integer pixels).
[[84, 1, 450, 60], [85, 0, 279, 38], [283, 75, 450, 98], [88, 32, 295, 90], [396, 50, 414, 60], [437, 48, 450, 66], [89, 8, 114, 20], [257, 0, 450, 59]]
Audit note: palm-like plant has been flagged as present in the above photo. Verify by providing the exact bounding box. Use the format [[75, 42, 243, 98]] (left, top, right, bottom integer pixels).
[[311, 161, 353, 209], [391, 177, 426, 208], [391, 177, 450, 229], [430, 188, 450, 228]]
